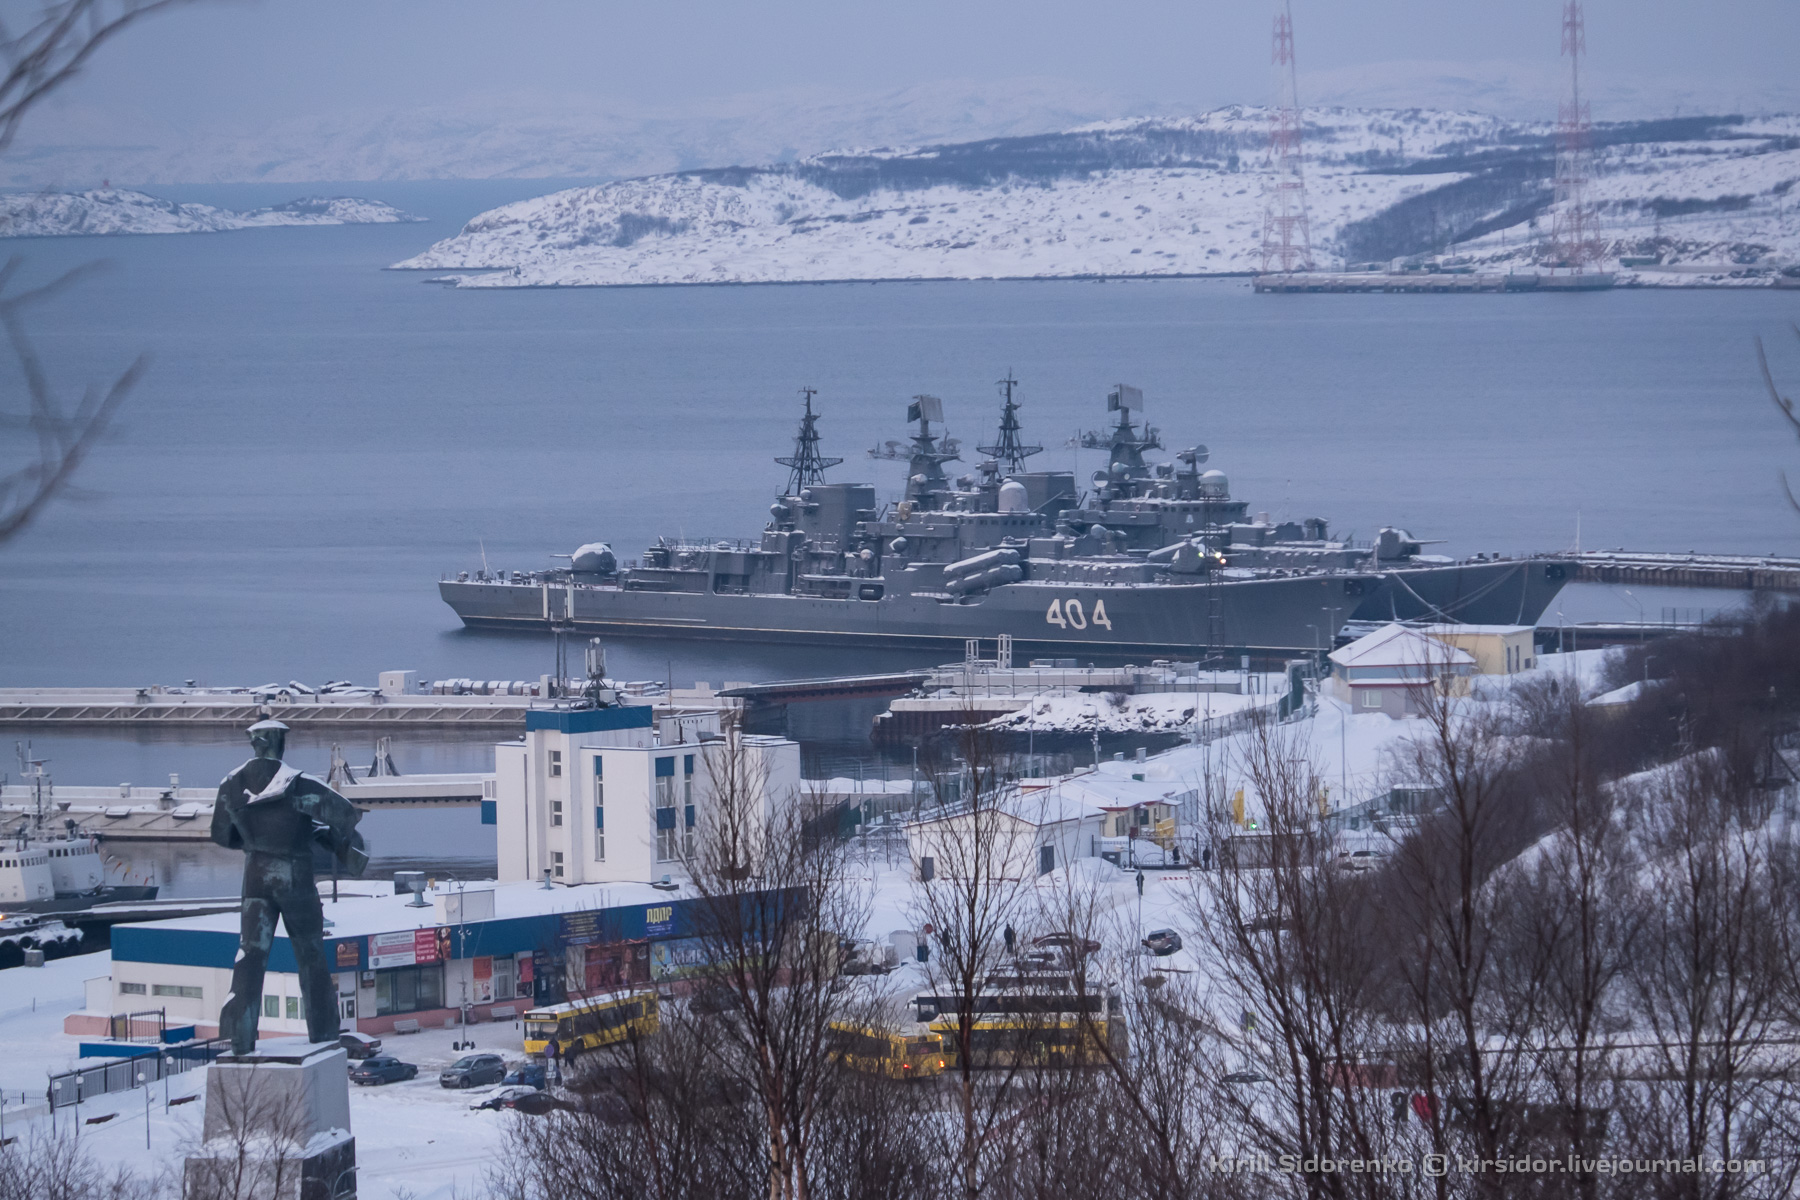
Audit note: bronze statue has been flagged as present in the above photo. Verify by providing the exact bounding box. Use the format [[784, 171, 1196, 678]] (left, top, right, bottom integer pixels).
[[210, 719, 368, 1054]]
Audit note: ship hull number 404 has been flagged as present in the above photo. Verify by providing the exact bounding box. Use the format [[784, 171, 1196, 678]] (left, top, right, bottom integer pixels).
[[1045, 598, 1112, 631]]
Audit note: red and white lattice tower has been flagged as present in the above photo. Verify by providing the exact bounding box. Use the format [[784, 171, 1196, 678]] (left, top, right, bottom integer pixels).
[[1259, 1, 1314, 276], [1548, 0, 1602, 271]]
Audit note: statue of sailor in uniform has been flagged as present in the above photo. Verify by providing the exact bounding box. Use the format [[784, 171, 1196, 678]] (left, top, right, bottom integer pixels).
[[210, 719, 368, 1055]]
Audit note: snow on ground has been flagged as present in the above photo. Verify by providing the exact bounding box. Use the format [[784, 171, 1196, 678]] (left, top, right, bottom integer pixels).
[[0, 189, 424, 237], [0, 953, 523, 1199], [395, 163, 1460, 286], [985, 688, 1277, 735], [390, 107, 1800, 288]]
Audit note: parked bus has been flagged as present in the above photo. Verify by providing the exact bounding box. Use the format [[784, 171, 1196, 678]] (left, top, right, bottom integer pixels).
[[912, 984, 1127, 1068], [523, 989, 659, 1058], [826, 1022, 947, 1080]]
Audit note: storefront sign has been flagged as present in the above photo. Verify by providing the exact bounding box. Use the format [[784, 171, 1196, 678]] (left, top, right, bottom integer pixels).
[[649, 937, 710, 981], [368, 927, 443, 970], [334, 940, 360, 970]]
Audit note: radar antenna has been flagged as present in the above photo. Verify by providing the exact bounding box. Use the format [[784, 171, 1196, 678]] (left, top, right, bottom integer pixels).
[[774, 387, 843, 496], [977, 373, 1042, 473]]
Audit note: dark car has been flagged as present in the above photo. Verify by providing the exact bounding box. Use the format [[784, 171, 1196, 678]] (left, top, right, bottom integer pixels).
[[502, 1062, 547, 1090], [1032, 932, 1102, 956], [440, 1053, 507, 1089], [349, 1056, 417, 1086], [1142, 928, 1183, 956], [689, 984, 742, 1014], [339, 1032, 382, 1060], [508, 1090, 567, 1115], [1223, 1071, 1272, 1085], [472, 1086, 539, 1111]]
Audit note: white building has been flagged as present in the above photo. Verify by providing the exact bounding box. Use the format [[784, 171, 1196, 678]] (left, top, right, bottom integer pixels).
[[1326, 623, 1477, 718], [493, 706, 801, 886]]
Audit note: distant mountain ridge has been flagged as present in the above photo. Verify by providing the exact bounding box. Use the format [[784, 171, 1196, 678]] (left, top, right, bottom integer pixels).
[[393, 106, 1800, 287], [0, 189, 423, 237]]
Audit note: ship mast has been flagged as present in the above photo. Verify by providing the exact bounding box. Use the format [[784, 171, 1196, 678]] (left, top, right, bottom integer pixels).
[[774, 386, 843, 497], [977, 373, 1042, 474], [903, 394, 960, 509]]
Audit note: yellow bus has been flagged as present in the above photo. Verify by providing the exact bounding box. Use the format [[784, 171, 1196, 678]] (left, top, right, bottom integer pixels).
[[523, 989, 660, 1058], [826, 1022, 947, 1080], [913, 986, 1127, 1069]]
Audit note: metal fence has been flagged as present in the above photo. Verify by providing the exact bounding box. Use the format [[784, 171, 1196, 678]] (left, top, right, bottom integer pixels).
[[47, 1038, 229, 1110]]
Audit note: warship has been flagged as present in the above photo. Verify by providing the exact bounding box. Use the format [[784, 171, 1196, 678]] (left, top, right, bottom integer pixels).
[[439, 382, 1568, 658]]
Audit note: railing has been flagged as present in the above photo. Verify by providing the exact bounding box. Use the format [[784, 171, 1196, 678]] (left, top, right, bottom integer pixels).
[[47, 1038, 229, 1110]]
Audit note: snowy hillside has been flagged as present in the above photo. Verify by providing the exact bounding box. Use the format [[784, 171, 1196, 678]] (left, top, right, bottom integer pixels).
[[393, 108, 1800, 287], [0, 189, 423, 237]]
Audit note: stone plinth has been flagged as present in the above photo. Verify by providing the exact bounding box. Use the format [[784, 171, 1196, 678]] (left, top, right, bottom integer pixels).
[[183, 1041, 356, 1200]]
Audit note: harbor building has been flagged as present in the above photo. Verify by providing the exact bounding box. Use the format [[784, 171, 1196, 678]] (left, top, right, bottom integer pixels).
[[490, 706, 801, 887], [67, 878, 795, 1039], [1326, 623, 1477, 718]]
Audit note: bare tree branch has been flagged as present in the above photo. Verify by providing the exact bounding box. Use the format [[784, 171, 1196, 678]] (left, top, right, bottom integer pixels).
[[0, 1, 187, 159], [0, 256, 146, 540], [1754, 328, 1800, 514]]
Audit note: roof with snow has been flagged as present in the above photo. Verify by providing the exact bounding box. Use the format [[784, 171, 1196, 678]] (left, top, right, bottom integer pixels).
[[1329, 623, 1476, 670], [1420, 624, 1534, 636]]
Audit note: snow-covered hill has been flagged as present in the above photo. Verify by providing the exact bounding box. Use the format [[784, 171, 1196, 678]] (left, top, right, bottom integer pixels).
[[393, 108, 1800, 287], [0, 189, 423, 237]]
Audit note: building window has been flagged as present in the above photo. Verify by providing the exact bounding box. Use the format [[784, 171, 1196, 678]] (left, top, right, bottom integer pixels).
[[549, 749, 563, 778], [119, 981, 146, 995], [552, 850, 564, 878], [153, 984, 202, 1000], [656, 757, 678, 861], [1039, 845, 1056, 876], [263, 995, 279, 1018], [1360, 690, 1382, 708], [683, 754, 694, 804], [551, 799, 563, 827], [374, 965, 444, 1016], [286, 996, 300, 1019], [918, 855, 935, 882], [595, 802, 605, 861]]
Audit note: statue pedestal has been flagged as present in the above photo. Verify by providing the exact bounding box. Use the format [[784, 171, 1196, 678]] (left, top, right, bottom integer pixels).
[[183, 1041, 356, 1200]]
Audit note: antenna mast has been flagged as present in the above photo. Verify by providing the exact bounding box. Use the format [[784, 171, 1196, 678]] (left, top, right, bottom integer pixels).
[[1549, 1, 1599, 272], [1259, 1, 1314, 276], [977, 374, 1042, 473], [774, 386, 842, 496]]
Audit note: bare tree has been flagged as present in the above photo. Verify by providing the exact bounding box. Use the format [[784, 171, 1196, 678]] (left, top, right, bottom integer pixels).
[[906, 720, 1039, 1200], [0, 1126, 156, 1200], [683, 720, 873, 1200], [0, 1, 185, 543], [1754, 323, 1800, 513]]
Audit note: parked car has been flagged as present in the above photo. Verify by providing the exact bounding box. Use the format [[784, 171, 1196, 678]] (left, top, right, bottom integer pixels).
[[508, 1090, 566, 1116], [349, 1056, 417, 1086], [1142, 928, 1183, 956], [440, 1053, 507, 1089], [1223, 1071, 1272, 1085], [689, 984, 742, 1014], [502, 1062, 548, 1090], [1032, 932, 1102, 956], [339, 1031, 382, 1060], [471, 1086, 540, 1112], [1240, 912, 1291, 935], [1336, 849, 1388, 872]]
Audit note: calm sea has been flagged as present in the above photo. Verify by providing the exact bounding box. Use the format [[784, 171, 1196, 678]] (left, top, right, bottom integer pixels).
[[1, 180, 1795, 889]]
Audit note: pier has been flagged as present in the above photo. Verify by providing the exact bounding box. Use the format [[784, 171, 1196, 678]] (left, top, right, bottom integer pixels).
[[1558, 550, 1800, 593]]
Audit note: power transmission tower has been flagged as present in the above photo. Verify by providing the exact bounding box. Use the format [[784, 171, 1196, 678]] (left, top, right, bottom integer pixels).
[[1549, 1, 1602, 272], [1259, 1, 1314, 276]]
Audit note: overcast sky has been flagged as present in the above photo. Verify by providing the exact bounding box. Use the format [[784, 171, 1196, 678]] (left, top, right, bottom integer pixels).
[[62, 0, 1793, 116], [14, 0, 1798, 184]]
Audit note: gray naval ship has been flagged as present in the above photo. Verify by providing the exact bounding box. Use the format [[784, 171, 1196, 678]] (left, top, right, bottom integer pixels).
[[439, 381, 1568, 657]]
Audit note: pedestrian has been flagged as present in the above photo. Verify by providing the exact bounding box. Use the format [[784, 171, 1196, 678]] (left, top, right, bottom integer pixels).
[[546, 1036, 562, 1086], [1202, 844, 1212, 871], [1003, 924, 1016, 955]]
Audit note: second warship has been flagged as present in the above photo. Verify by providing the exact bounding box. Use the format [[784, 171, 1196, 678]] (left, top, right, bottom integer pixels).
[[439, 382, 1568, 657]]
